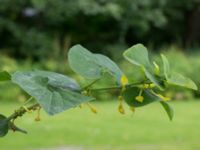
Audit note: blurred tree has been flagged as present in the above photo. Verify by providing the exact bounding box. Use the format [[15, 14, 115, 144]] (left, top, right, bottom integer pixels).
[[0, 0, 199, 60]]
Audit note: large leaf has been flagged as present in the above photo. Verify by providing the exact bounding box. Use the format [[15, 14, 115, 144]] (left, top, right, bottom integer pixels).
[[0, 114, 9, 137], [167, 72, 197, 90], [11, 71, 94, 115], [68, 44, 123, 84], [123, 44, 163, 89], [122, 87, 160, 107], [160, 101, 174, 121], [0, 71, 11, 82]]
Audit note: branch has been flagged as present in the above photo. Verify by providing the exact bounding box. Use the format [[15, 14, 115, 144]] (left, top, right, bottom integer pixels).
[[7, 103, 40, 121]]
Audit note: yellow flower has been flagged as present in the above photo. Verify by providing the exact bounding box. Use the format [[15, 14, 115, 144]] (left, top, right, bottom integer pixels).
[[156, 94, 171, 101], [35, 107, 41, 122], [87, 103, 97, 114], [142, 83, 155, 89], [120, 74, 128, 91], [35, 116, 41, 122], [118, 103, 125, 114], [135, 95, 144, 103], [143, 84, 150, 89], [118, 95, 125, 114], [129, 106, 135, 113], [118, 95, 123, 101], [79, 104, 83, 109]]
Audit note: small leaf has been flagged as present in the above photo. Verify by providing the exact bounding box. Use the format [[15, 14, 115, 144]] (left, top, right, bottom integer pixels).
[[0, 114, 9, 137], [160, 101, 174, 121], [11, 71, 94, 115], [0, 71, 11, 82], [161, 54, 197, 90], [167, 72, 197, 90], [122, 87, 160, 107], [161, 54, 170, 78], [68, 44, 123, 84], [123, 44, 151, 68]]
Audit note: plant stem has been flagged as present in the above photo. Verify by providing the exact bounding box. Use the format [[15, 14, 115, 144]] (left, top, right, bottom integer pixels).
[[90, 81, 146, 92], [23, 97, 34, 105], [7, 103, 40, 121], [81, 79, 100, 90]]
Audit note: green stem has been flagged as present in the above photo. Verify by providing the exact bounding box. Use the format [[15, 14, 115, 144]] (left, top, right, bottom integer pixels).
[[23, 97, 34, 105], [81, 79, 100, 90], [90, 81, 147, 92], [7, 103, 40, 121]]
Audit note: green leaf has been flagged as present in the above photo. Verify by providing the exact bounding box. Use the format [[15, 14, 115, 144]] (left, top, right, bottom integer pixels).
[[160, 101, 174, 121], [122, 87, 160, 107], [11, 71, 94, 115], [0, 71, 11, 82], [161, 54, 170, 78], [123, 44, 163, 89], [167, 72, 197, 90], [161, 54, 197, 90], [68, 44, 123, 84], [123, 44, 151, 68], [0, 114, 9, 137]]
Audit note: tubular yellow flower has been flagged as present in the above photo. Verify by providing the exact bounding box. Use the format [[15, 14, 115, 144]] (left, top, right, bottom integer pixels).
[[35, 107, 41, 122], [118, 103, 125, 114], [86, 103, 97, 114], [143, 84, 150, 89], [129, 106, 135, 113], [156, 94, 171, 101], [118, 95, 123, 101], [150, 90, 171, 101], [120, 74, 128, 91], [118, 95, 125, 114], [135, 95, 144, 103], [135, 89, 144, 103], [79, 104, 84, 109]]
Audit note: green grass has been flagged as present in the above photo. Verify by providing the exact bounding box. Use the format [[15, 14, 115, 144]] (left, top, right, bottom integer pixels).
[[1, 100, 200, 150]]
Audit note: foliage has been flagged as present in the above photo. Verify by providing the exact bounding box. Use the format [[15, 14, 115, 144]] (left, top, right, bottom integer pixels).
[[0, 43, 197, 137], [153, 46, 200, 98]]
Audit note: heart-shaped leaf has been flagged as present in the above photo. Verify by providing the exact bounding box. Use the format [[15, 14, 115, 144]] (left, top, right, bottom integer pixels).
[[11, 71, 94, 115], [123, 44, 151, 68], [68, 44, 123, 84]]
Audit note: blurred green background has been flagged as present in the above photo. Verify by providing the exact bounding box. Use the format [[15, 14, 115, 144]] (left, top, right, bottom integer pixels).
[[0, 0, 200, 150]]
